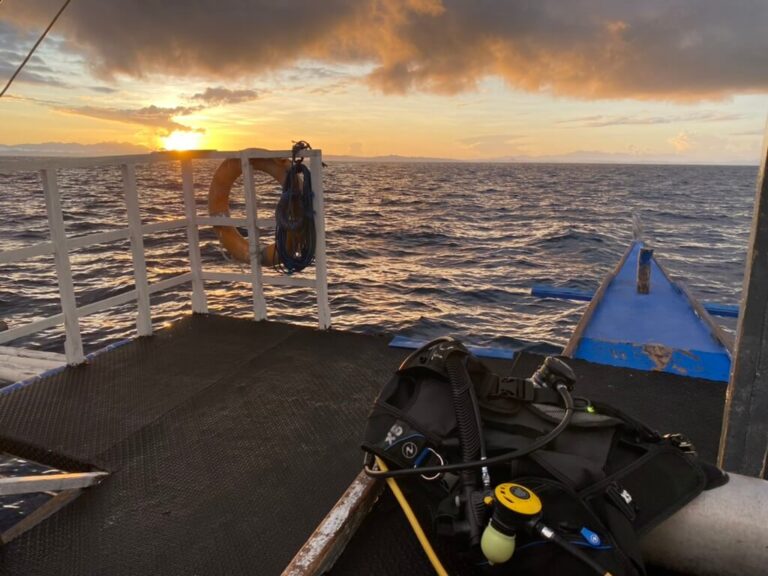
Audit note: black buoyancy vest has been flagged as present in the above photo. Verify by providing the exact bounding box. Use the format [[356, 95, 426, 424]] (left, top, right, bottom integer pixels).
[[362, 344, 727, 576]]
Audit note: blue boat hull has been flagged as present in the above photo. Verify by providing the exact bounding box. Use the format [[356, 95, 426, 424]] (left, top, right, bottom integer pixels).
[[565, 242, 732, 382]]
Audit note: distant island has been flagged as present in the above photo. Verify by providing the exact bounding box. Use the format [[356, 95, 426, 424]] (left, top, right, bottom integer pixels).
[[0, 142, 757, 166]]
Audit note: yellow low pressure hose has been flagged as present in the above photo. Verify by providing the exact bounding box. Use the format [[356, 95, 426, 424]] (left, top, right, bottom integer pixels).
[[374, 456, 449, 576]]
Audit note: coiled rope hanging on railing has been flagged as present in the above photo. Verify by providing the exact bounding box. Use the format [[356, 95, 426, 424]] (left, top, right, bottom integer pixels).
[[273, 141, 316, 273], [208, 141, 317, 273]]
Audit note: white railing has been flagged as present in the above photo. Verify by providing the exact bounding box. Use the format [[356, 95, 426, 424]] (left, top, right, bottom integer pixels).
[[0, 148, 330, 365]]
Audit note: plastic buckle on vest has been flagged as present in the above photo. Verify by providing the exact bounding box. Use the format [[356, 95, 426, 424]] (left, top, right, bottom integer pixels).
[[606, 482, 637, 522], [663, 433, 698, 456], [497, 377, 535, 402]]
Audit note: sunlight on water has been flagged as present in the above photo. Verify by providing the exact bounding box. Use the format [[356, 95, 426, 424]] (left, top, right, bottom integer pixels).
[[0, 160, 757, 355]]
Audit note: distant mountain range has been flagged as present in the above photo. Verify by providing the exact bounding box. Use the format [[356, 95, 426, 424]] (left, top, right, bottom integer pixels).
[[325, 154, 464, 163], [0, 141, 150, 157], [327, 151, 756, 166], [0, 142, 757, 166]]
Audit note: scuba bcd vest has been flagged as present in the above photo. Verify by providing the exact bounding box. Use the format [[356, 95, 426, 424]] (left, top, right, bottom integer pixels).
[[362, 338, 727, 576]]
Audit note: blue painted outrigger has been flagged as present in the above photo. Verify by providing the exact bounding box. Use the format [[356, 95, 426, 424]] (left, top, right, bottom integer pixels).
[[562, 241, 733, 382]]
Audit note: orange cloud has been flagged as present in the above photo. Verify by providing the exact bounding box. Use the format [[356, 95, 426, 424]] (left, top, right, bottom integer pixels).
[[6, 0, 768, 100], [668, 132, 692, 153]]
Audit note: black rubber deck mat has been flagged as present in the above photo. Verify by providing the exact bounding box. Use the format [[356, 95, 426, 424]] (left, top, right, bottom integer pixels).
[[0, 315, 403, 576], [0, 324, 726, 576], [0, 315, 299, 467]]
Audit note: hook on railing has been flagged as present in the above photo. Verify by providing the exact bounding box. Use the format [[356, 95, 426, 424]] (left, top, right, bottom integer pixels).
[[291, 140, 312, 166]]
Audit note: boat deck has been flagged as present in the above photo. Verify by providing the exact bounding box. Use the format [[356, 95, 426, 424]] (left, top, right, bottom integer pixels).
[[0, 315, 403, 576], [0, 315, 727, 575]]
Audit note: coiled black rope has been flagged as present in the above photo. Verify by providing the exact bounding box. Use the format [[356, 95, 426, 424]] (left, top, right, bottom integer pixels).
[[274, 162, 316, 273]]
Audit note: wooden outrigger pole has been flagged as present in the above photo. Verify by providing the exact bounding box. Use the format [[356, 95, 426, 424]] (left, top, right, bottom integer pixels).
[[719, 116, 768, 479]]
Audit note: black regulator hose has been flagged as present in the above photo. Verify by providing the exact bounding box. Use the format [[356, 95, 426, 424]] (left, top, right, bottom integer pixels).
[[533, 522, 615, 576], [446, 353, 483, 461], [365, 383, 574, 479], [445, 352, 486, 545]]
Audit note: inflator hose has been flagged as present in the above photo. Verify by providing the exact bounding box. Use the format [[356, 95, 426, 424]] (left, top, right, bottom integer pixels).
[[374, 456, 449, 576], [365, 384, 574, 479], [534, 522, 614, 576]]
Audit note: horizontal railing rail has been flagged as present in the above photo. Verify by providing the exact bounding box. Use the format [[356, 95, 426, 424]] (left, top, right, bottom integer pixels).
[[0, 148, 321, 172], [0, 148, 329, 366]]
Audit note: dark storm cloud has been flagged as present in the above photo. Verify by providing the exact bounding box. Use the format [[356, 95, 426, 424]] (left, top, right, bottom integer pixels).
[[6, 0, 768, 99]]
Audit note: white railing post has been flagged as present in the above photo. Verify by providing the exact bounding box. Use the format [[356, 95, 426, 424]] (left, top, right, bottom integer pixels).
[[121, 164, 152, 336], [241, 155, 268, 320], [41, 167, 85, 364], [181, 159, 208, 313], [310, 152, 331, 329]]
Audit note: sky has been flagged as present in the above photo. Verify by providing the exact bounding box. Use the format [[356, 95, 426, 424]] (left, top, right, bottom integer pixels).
[[0, 0, 766, 163]]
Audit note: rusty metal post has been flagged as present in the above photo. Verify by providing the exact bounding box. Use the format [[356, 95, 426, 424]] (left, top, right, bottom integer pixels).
[[719, 117, 768, 478]]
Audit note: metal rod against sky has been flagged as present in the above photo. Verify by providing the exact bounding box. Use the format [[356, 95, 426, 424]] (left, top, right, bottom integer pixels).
[[0, 0, 72, 99]]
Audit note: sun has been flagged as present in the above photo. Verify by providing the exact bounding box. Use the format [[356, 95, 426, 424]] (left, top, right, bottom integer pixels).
[[161, 130, 203, 151]]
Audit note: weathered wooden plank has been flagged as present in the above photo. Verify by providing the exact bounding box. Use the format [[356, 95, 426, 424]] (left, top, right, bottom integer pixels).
[[0, 365, 41, 383], [0, 472, 108, 496], [281, 472, 380, 576], [0, 346, 65, 363], [0, 354, 63, 371], [719, 119, 768, 479]]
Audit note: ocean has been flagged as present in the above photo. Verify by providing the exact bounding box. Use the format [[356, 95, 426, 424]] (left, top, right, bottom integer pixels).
[[0, 161, 758, 355]]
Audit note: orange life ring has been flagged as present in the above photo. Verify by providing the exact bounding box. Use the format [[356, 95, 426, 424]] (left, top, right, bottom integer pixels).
[[208, 157, 290, 266]]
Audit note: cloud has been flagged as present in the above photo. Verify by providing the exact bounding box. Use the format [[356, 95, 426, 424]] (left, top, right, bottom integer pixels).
[[4, 0, 768, 100], [669, 132, 692, 153], [51, 90, 258, 136], [731, 129, 765, 137], [558, 111, 744, 128], [0, 23, 67, 88], [458, 134, 524, 148], [0, 59, 67, 88], [89, 85, 118, 94], [191, 86, 257, 105], [56, 104, 202, 132]]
